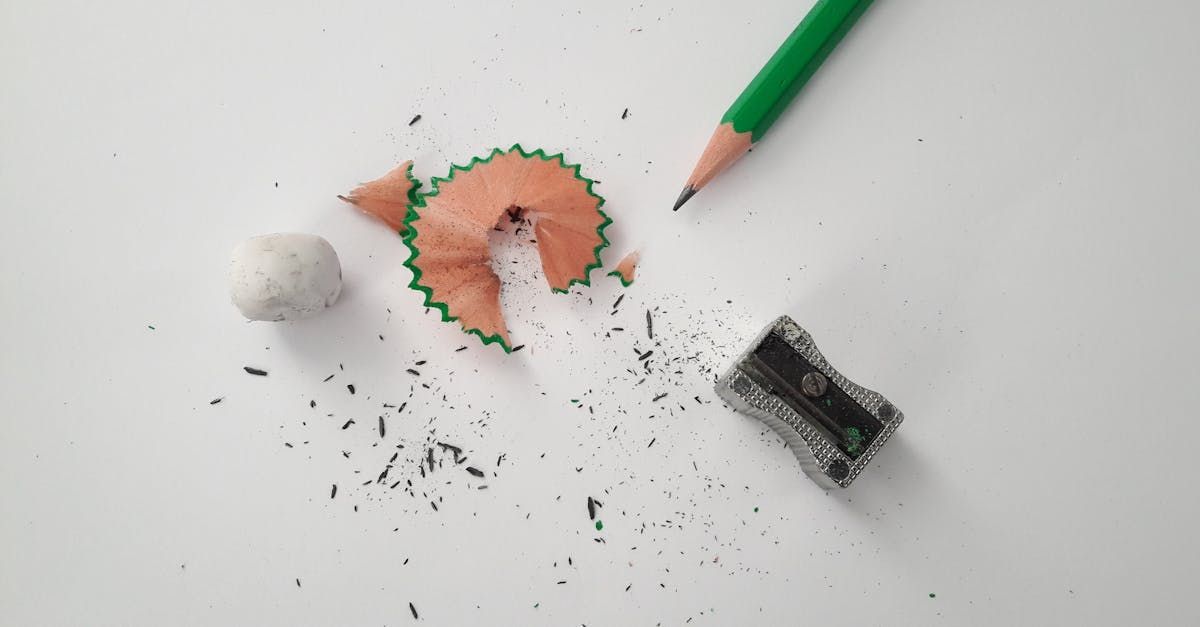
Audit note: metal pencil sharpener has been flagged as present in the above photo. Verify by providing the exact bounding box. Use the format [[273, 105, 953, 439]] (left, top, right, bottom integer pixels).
[[716, 316, 903, 488]]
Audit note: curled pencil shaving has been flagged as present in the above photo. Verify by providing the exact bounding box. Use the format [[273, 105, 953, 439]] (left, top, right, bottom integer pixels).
[[404, 146, 611, 351], [339, 161, 421, 234]]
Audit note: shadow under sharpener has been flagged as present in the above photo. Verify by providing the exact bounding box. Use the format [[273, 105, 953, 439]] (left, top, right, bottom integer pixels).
[[715, 316, 903, 489]]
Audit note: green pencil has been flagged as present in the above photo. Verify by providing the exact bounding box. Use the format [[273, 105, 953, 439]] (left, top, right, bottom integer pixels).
[[673, 0, 875, 211]]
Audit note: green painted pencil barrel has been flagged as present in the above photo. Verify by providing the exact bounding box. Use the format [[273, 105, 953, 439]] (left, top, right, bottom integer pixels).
[[723, 0, 875, 142]]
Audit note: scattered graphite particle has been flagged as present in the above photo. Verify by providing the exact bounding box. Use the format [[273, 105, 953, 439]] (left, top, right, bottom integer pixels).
[[347, 384, 356, 395], [621, 107, 629, 119], [929, 593, 936, 599], [437, 442, 463, 457], [378, 416, 386, 438], [408, 115, 421, 126], [466, 467, 485, 478], [147, 325, 155, 330], [587, 496, 596, 520], [309, 400, 316, 409], [243, 366, 268, 376], [331, 484, 337, 499], [409, 601, 419, 619], [511, 344, 525, 352], [323, 374, 334, 382], [646, 310, 653, 339], [595, 520, 603, 531], [753, 506, 759, 513], [295, 578, 301, 588], [406, 369, 420, 376], [209, 397, 223, 405]]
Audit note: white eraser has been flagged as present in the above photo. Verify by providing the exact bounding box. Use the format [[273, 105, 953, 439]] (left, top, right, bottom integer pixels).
[[229, 233, 342, 321]]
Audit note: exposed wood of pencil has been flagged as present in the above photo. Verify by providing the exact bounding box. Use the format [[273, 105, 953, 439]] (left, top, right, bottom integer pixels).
[[673, 122, 753, 211]]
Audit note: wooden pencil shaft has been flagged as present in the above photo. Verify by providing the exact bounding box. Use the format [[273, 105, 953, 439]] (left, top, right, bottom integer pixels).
[[674, 0, 875, 209], [723, 0, 874, 142]]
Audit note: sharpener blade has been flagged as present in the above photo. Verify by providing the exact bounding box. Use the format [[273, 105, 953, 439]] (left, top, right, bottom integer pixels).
[[715, 316, 903, 488]]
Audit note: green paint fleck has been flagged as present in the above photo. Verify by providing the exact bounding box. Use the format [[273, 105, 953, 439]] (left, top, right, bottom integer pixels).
[[570, 399, 579, 404], [595, 520, 603, 531], [929, 593, 936, 599], [846, 427, 864, 456], [824, 398, 833, 407]]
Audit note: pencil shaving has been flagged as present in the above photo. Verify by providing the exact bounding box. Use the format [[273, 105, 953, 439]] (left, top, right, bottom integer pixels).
[[403, 145, 611, 352], [340, 161, 421, 234], [609, 250, 639, 286]]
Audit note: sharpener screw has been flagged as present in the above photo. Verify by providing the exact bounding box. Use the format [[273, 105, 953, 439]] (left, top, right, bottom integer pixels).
[[800, 372, 828, 398], [827, 459, 850, 482], [731, 376, 750, 395]]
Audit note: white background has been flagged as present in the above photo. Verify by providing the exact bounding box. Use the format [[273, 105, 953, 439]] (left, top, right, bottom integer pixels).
[[3, 1, 1199, 625]]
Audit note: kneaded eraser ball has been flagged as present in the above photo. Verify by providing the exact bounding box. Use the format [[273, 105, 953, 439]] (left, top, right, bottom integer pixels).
[[229, 233, 342, 321]]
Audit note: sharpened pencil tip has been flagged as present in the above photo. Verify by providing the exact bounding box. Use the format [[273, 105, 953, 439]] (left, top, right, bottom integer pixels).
[[672, 186, 697, 211]]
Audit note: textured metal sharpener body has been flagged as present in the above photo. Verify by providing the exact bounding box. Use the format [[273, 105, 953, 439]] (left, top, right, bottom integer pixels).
[[715, 316, 903, 488]]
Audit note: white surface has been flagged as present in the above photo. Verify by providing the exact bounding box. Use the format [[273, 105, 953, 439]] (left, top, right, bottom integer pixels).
[[2, 1, 1199, 625]]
